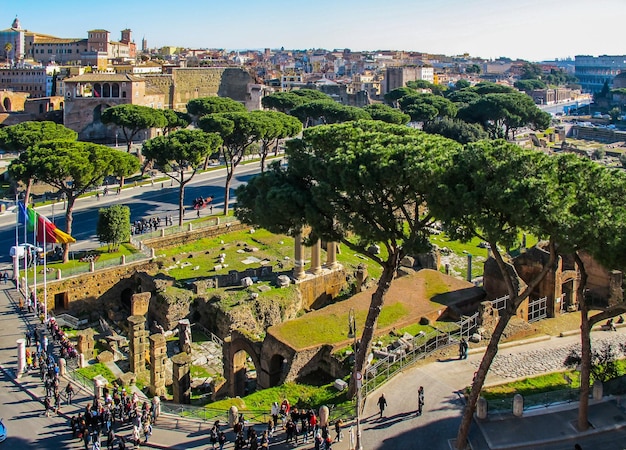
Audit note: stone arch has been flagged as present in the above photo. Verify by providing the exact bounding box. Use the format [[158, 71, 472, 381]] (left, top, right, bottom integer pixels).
[[268, 354, 287, 387], [223, 331, 263, 397], [93, 104, 104, 123], [121, 287, 133, 311], [112, 83, 120, 97], [94, 83, 102, 98], [102, 83, 111, 98], [3, 97, 11, 112]]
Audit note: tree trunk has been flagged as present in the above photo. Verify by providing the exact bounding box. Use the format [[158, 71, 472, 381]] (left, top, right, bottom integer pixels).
[[575, 252, 591, 431], [456, 311, 514, 449], [23, 178, 34, 208], [260, 153, 267, 173], [223, 166, 234, 216], [348, 250, 401, 398], [178, 174, 185, 227]]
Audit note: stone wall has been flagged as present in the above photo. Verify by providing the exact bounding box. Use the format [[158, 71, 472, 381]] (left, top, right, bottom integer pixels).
[[170, 68, 255, 110], [579, 251, 623, 306], [297, 268, 347, 310], [39, 260, 158, 317], [144, 221, 247, 250]]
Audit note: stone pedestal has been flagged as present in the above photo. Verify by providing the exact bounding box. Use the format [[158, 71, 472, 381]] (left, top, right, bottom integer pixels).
[[593, 380, 603, 400], [59, 358, 66, 376], [93, 374, 108, 400], [16, 338, 25, 377], [229, 406, 239, 427], [477, 396, 488, 419], [78, 353, 85, 368], [513, 394, 523, 417], [77, 330, 95, 360], [149, 334, 167, 397], [128, 315, 149, 375], [171, 352, 192, 404], [178, 319, 192, 355]]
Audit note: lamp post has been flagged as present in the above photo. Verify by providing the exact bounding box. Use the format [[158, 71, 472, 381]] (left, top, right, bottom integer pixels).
[[348, 308, 363, 450], [463, 251, 473, 283]]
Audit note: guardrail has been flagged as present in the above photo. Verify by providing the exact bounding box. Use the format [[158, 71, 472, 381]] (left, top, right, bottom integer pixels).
[[362, 313, 478, 397], [485, 387, 582, 413]]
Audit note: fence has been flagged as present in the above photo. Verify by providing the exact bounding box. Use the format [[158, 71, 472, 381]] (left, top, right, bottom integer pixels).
[[131, 215, 239, 243], [362, 312, 479, 398], [528, 296, 548, 323], [193, 322, 223, 346], [159, 400, 356, 424], [491, 295, 508, 312]]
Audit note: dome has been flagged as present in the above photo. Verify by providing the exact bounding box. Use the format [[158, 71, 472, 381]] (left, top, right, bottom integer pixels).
[[11, 16, 21, 30]]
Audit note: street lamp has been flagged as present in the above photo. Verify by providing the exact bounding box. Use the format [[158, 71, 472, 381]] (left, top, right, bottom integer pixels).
[[463, 251, 473, 283], [348, 308, 363, 450]]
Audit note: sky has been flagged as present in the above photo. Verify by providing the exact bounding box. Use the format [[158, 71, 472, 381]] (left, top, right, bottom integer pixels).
[[4, 0, 626, 62]]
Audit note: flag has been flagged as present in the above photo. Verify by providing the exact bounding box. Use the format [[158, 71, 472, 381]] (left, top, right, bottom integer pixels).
[[21, 204, 75, 244], [33, 208, 76, 244]]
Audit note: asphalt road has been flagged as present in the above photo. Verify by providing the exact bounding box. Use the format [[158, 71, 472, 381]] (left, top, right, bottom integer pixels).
[[0, 160, 265, 264]]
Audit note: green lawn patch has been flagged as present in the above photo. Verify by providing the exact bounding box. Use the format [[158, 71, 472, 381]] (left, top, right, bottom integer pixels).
[[272, 303, 408, 349], [76, 362, 116, 384]]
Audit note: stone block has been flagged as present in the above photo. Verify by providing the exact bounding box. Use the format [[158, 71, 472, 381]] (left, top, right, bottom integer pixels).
[[400, 256, 415, 268], [131, 291, 151, 316], [117, 372, 137, 387], [277, 275, 291, 287], [333, 379, 348, 391], [241, 277, 253, 287], [97, 350, 114, 363], [213, 264, 223, 271], [470, 333, 481, 343], [257, 285, 271, 293]]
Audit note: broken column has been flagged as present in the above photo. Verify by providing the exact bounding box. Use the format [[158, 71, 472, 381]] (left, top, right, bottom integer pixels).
[[178, 319, 192, 355], [149, 333, 167, 397], [128, 315, 149, 376], [76, 329, 95, 361], [171, 352, 192, 404]]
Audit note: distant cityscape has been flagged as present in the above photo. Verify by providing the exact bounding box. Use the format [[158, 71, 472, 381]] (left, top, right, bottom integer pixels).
[[0, 16, 625, 142]]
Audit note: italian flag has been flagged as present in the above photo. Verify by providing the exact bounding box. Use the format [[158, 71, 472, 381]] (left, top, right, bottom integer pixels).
[[18, 202, 76, 244]]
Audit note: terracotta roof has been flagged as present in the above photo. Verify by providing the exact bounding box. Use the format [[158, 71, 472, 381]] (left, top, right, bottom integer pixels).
[[63, 73, 144, 83]]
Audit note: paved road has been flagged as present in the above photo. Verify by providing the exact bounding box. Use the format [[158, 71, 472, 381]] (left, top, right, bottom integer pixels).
[[0, 159, 267, 263]]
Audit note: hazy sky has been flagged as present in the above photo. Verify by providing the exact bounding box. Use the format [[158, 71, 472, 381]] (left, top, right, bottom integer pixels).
[[4, 0, 625, 61]]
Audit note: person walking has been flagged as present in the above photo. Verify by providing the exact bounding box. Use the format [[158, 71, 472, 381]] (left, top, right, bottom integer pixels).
[[377, 393, 387, 418], [459, 338, 468, 360], [66, 382, 75, 405], [417, 386, 425, 416]]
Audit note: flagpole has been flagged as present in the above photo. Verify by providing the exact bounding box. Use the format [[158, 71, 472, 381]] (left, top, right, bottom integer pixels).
[[43, 220, 47, 324], [14, 195, 19, 293], [33, 213, 37, 318], [23, 202, 28, 303]]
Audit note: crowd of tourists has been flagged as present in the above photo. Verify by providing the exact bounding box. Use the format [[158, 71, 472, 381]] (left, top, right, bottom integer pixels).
[[69, 386, 159, 450]]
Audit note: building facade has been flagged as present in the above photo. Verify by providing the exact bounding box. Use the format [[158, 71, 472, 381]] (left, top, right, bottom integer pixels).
[[575, 55, 626, 93], [384, 66, 435, 94]]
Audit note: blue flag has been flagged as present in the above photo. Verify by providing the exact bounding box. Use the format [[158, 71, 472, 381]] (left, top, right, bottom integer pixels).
[[17, 201, 29, 226]]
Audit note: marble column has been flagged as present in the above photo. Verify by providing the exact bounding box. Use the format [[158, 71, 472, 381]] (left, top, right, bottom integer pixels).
[[311, 239, 322, 275], [326, 242, 338, 268], [294, 231, 306, 279]]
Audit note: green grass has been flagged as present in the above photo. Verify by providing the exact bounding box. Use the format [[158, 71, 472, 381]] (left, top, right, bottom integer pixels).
[[207, 382, 349, 414], [191, 365, 213, 379], [76, 362, 116, 384], [272, 303, 408, 349]]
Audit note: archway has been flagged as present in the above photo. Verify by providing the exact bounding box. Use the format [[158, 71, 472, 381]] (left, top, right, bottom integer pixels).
[[3, 97, 11, 112], [268, 354, 287, 387], [232, 349, 258, 397], [120, 288, 133, 311]]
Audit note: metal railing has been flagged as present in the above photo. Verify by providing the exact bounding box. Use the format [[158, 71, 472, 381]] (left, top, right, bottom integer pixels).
[[131, 215, 239, 243], [491, 295, 508, 312], [362, 313, 478, 397], [193, 322, 223, 346]]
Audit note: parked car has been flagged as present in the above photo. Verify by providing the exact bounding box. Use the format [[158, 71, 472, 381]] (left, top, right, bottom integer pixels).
[[0, 418, 6, 442], [9, 243, 43, 259]]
